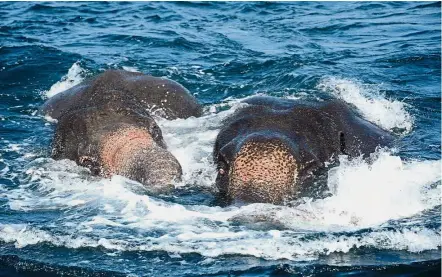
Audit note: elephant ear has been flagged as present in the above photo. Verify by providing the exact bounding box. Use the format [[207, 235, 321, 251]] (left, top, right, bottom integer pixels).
[[51, 110, 85, 161], [218, 137, 243, 165]]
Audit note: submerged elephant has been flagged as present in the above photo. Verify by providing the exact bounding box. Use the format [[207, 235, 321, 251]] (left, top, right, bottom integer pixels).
[[41, 70, 202, 192], [213, 96, 394, 205]]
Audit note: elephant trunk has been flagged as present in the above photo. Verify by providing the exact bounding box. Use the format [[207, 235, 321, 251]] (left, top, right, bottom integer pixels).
[[101, 127, 182, 192]]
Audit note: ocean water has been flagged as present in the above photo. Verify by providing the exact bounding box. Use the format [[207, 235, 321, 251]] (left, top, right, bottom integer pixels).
[[0, 1, 440, 276]]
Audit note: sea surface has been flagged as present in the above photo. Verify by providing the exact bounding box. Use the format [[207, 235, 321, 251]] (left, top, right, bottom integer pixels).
[[0, 1, 441, 276]]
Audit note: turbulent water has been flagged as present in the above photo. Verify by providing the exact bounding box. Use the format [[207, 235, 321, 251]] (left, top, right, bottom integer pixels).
[[0, 2, 441, 276]]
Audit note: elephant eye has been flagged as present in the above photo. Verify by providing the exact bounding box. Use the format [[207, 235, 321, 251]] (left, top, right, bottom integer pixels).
[[217, 156, 228, 175], [150, 124, 162, 141]]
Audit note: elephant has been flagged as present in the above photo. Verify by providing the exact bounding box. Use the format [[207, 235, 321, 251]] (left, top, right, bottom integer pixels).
[[213, 96, 394, 205], [41, 70, 202, 192]]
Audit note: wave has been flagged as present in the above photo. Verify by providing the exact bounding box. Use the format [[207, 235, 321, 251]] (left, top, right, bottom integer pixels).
[[0, 254, 126, 277], [44, 62, 87, 98], [317, 77, 414, 133], [0, 222, 439, 260], [121, 66, 140, 73]]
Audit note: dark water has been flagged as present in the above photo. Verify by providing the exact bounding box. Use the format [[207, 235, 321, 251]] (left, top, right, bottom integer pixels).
[[0, 2, 441, 276]]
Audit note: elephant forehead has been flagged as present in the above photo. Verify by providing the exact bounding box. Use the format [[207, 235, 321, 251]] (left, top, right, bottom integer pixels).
[[101, 127, 154, 174], [229, 141, 298, 203], [233, 141, 296, 182]]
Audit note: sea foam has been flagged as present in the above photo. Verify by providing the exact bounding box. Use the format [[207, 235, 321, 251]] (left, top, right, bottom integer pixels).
[[317, 77, 413, 133], [45, 62, 86, 98]]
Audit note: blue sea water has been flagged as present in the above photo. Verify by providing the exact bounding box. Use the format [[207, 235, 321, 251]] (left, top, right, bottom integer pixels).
[[0, 1, 441, 276]]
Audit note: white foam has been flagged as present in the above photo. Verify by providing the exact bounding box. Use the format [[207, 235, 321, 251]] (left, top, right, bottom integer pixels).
[[45, 62, 86, 98], [6, 144, 22, 153], [317, 77, 413, 133], [298, 151, 440, 229], [0, 222, 439, 260], [157, 99, 248, 188], [43, 115, 57, 123], [122, 66, 140, 73]]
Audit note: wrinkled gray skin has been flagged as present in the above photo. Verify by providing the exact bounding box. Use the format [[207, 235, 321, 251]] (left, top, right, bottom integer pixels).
[[41, 70, 202, 192], [214, 96, 394, 205]]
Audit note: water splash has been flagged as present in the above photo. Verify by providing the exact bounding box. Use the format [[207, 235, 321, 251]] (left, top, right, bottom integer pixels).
[[307, 151, 440, 228], [317, 77, 414, 133], [122, 66, 140, 73], [45, 62, 87, 98]]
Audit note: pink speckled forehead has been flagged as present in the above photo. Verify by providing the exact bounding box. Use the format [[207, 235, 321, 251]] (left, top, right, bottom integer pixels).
[[229, 140, 298, 204], [101, 127, 154, 175]]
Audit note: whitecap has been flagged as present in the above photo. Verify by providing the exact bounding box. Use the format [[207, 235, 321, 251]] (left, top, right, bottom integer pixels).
[[0, 223, 439, 260], [45, 61, 87, 98], [122, 66, 140, 73], [317, 77, 413, 133]]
